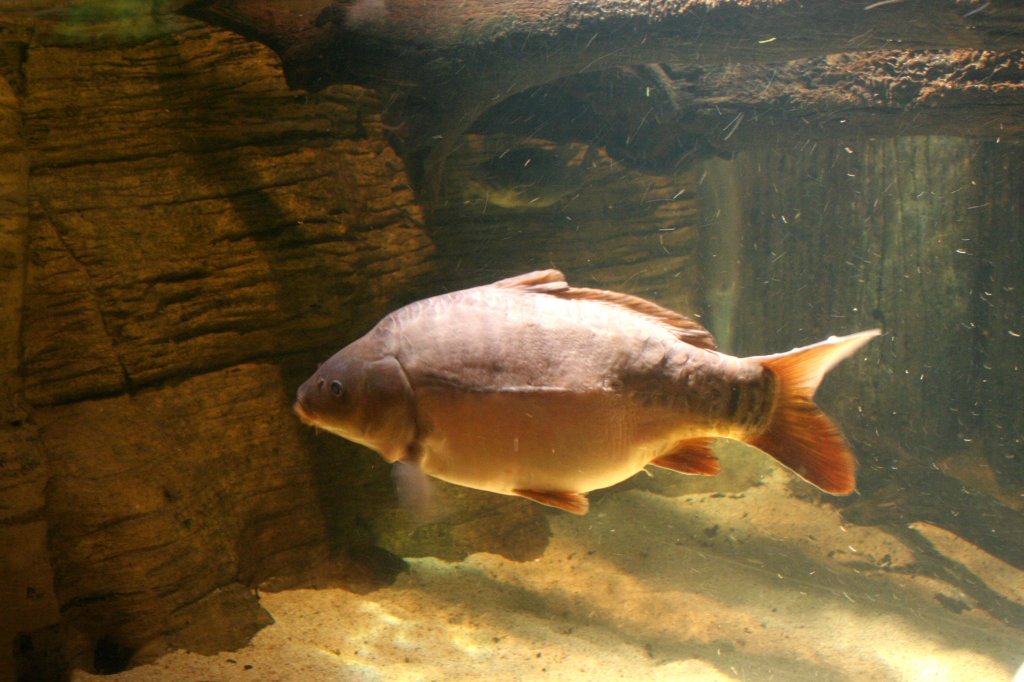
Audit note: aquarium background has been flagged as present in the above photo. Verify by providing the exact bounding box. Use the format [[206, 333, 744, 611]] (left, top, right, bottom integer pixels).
[[0, 1, 1021, 681]]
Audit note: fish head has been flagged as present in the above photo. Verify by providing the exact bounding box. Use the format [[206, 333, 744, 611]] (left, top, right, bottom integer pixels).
[[294, 346, 416, 463]]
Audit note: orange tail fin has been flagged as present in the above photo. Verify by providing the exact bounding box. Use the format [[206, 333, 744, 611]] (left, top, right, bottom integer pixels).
[[748, 330, 881, 495]]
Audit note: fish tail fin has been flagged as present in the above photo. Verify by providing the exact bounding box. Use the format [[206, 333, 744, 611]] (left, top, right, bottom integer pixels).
[[748, 330, 881, 495]]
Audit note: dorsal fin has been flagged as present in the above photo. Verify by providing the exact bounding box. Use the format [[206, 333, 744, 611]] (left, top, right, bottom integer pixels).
[[492, 269, 717, 351], [492, 269, 567, 292]]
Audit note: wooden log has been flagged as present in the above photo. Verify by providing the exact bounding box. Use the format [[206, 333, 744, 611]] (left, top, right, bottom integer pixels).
[[591, 50, 1024, 171], [185, 0, 1024, 91], [675, 50, 1024, 153], [457, 50, 1024, 180], [183, 0, 1024, 185], [703, 136, 1024, 569]]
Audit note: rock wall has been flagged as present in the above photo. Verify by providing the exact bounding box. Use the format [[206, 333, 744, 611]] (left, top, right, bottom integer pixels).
[[0, 52, 61, 682], [1, 18, 436, 679]]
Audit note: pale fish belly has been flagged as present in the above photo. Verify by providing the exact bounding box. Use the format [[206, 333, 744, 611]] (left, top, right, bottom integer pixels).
[[414, 388, 708, 495]]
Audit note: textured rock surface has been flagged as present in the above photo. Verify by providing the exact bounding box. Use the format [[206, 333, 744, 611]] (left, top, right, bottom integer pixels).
[[3, 17, 439, 679], [0, 66, 62, 682], [36, 364, 314, 664], [716, 136, 1024, 568], [20, 26, 434, 405]]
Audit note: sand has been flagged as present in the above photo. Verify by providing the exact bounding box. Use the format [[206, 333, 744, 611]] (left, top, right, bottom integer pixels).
[[72, 470, 1022, 682]]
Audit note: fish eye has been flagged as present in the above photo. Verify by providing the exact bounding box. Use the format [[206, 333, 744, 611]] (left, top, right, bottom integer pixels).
[[329, 380, 343, 397]]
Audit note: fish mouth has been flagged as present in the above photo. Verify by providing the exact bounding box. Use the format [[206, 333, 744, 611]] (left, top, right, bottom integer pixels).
[[293, 398, 318, 426]]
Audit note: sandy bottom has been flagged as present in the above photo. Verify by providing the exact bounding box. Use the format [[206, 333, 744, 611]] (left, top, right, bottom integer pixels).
[[73, 472, 1022, 682]]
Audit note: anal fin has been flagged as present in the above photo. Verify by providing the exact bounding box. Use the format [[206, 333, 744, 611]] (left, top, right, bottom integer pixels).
[[651, 438, 721, 476], [514, 488, 589, 514]]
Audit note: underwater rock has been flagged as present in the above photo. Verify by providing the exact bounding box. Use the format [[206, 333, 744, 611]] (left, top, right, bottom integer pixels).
[[34, 364, 325, 669], [0, 70, 63, 682], [2, 18, 437, 679], [20, 27, 433, 406]]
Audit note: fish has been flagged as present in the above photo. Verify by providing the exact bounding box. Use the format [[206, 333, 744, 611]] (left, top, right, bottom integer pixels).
[[294, 270, 880, 514]]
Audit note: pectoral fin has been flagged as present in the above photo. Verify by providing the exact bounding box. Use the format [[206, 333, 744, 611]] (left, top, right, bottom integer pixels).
[[651, 438, 721, 475], [514, 488, 589, 515], [392, 460, 439, 522]]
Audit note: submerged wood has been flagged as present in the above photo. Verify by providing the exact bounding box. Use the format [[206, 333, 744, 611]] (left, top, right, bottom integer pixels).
[[183, 0, 1024, 184], [183, 0, 1024, 90], [612, 50, 1024, 169], [716, 136, 1024, 572]]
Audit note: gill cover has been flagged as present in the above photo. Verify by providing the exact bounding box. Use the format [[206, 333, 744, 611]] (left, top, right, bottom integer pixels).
[[297, 353, 417, 463]]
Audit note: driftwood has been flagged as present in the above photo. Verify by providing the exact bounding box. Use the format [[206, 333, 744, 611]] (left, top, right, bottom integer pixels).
[[184, 0, 1024, 186], [710, 137, 1024, 577], [445, 49, 1024, 181], [183, 0, 1024, 95]]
